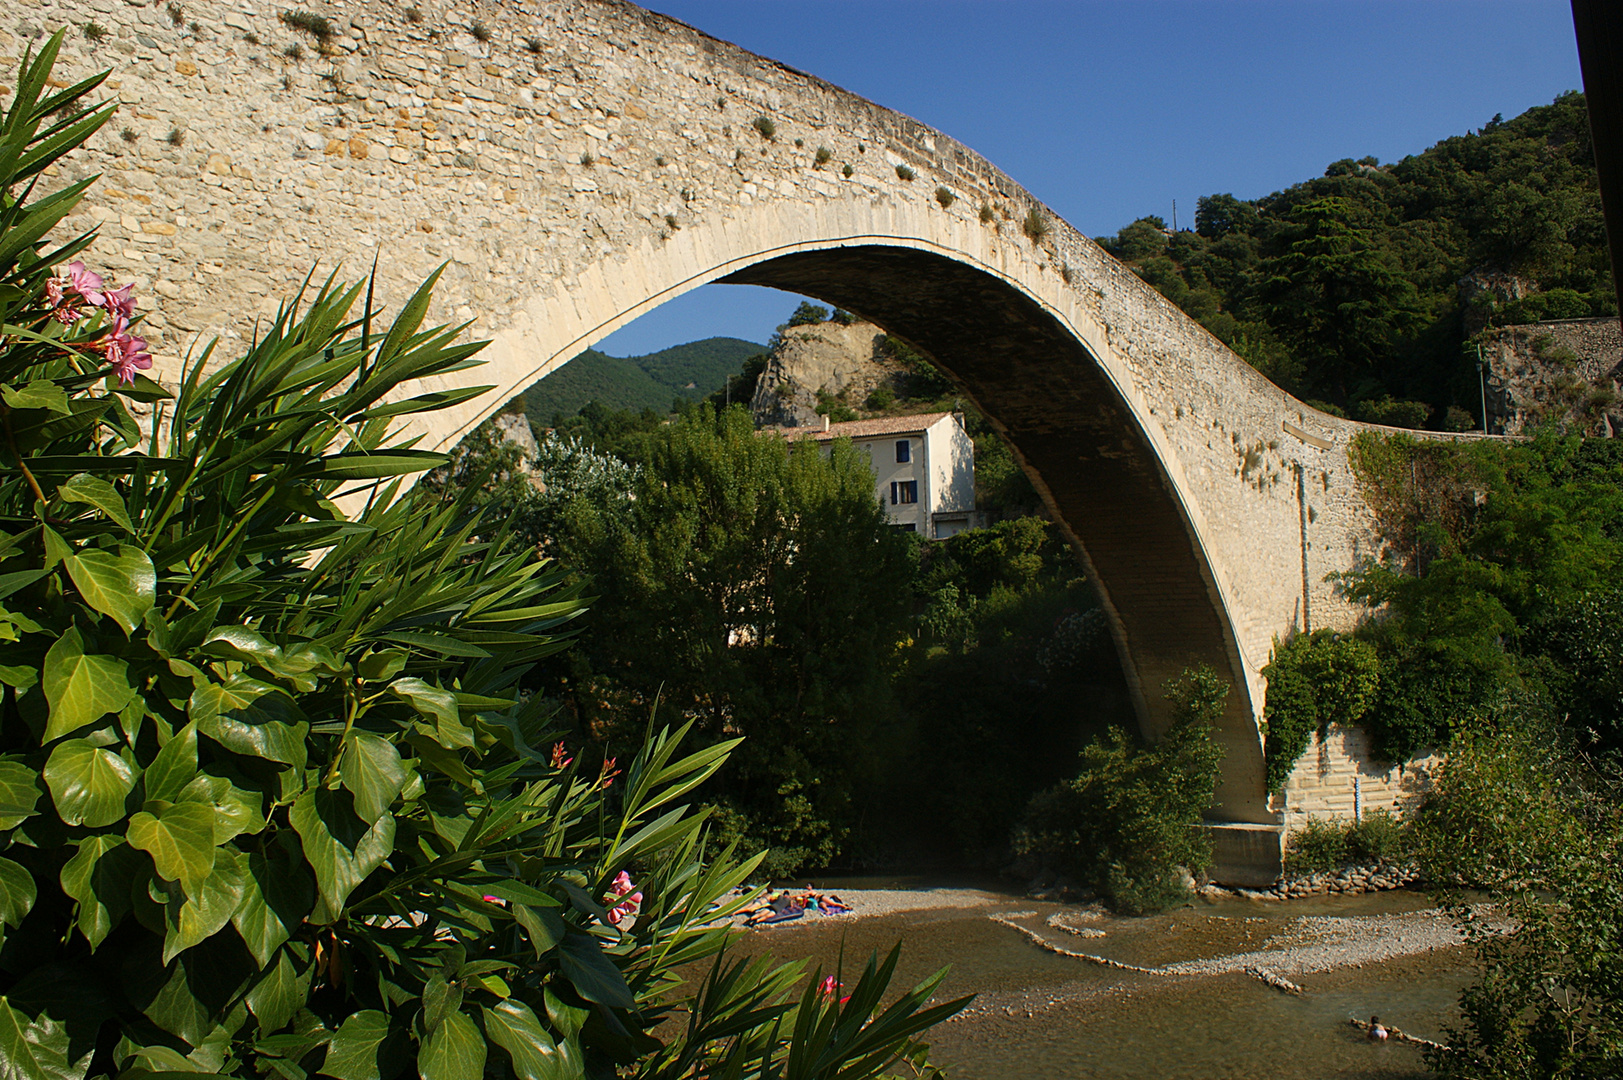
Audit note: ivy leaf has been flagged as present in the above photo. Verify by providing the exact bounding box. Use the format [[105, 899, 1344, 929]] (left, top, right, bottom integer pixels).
[[162, 847, 247, 963], [321, 1010, 389, 1080], [58, 835, 135, 950], [289, 788, 393, 916], [417, 1011, 485, 1080], [0, 857, 36, 930], [356, 650, 406, 683], [0, 996, 87, 1080], [511, 904, 565, 960], [389, 677, 472, 749], [62, 545, 155, 636], [557, 932, 635, 1009], [142, 720, 197, 803], [43, 739, 135, 828], [176, 773, 265, 843], [42, 627, 135, 742], [339, 731, 406, 824], [482, 1000, 574, 1080], [232, 847, 313, 968], [189, 676, 308, 767], [1, 380, 70, 414], [0, 761, 42, 830], [245, 948, 307, 1038], [126, 801, 216, 894], [56, 473, 134, 534]]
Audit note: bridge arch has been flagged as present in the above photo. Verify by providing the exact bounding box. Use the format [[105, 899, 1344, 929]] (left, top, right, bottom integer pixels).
[[28, 0, 1389, 871]]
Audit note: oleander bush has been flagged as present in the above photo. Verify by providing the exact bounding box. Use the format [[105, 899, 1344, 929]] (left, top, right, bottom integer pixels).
[[0, 33, 966, 1080]]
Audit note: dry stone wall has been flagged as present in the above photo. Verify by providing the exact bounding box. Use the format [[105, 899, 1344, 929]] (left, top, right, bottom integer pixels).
[[6, 0, 1434, 849], [1481, 317, 1623, 435]]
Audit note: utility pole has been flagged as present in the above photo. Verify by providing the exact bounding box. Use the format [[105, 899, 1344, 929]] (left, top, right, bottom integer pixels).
[[1172, 198, 1177, 232], [1476, 342, 1489, 434]]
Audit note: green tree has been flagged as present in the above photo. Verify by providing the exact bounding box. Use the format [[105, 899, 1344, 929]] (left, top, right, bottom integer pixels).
[[551, 406, 914, 875], [1412, 715, 1623, 1079], [1257, 196, 1420, 398], [1014, 667, 1227, 914]]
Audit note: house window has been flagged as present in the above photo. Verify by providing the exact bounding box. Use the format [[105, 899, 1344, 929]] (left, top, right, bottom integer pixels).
[[895, 439, 911, 463], [890, 481, 897, 505], [895, 523, 917, 532], [897, 480, 918, 504]]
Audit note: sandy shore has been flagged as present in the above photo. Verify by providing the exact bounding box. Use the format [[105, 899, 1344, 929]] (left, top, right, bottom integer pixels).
[[727, 886, 1012, 929]]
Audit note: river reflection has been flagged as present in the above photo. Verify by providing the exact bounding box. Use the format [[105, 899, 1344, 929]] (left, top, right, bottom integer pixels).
[[721, 879, 1472, 1079]]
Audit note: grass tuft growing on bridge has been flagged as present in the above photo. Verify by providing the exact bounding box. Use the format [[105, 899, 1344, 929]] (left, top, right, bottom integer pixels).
[[1023, 206, 1049, 243], [752, 115, 776, 140], [935, 185, 955, 209], [280, 10, 335, 42], [895, 163, 916, 181]]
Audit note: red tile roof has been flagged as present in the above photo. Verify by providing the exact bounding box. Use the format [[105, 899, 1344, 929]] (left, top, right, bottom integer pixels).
[[764, 411, 955, 442]]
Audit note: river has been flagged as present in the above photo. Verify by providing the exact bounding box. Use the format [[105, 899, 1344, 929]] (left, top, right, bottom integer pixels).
[[724, 877, 1474, 1079]]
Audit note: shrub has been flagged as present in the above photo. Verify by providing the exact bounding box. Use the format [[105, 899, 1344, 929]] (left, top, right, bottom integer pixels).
[[469, 19, 491, 42], [282, 41, 304, 60], [979, 202, 995, 223], [1262, 630, 1380, 792], [82, 22, 106, 42], [865, 385, 896, 411], [1347, 808, 1407, 864], [119, 126, 137, 143], [752, 114, 776, 140], [842, 162, 854, 178], [167, 2, 184, 27], [525, 35, 542, 53], [1444, 404, 1478, 431], [1284, 818, 1349, 875], [895, 163, 915, 181], [1015, 667, 1227, 913], [280, 9, 335, 42], [405, 5, 423, 23], [165, 126, 185, 146], [786, 300, 830, 326], [1355, 395, 1433, 429], [0, 35, 969, 1078], [579, 150, 594, 167], [1022, 206, 1049, 243], [935, 185, 954, 208], [815, 145, 832, 167]]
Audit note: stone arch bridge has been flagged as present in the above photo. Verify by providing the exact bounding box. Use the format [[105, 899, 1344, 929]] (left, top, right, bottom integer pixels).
[[21, 0, 1392, 879]]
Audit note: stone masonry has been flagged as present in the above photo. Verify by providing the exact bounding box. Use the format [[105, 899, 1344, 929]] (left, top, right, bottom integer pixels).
[[8, 0, 1447, 879]]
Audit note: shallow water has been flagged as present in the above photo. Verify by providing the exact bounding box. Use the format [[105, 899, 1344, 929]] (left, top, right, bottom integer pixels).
[[732, 879, 1473, 1079]]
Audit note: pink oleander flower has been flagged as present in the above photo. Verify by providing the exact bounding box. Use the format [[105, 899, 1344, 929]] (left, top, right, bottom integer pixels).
[[817, 976, 851, 1005], [102, 282, 136, 319], [66, 261, 106, 307], [104, 316, 153, 384], [599, 756, 620, 789], [604, 870, 642, 926], [550, 740, 573, 769]]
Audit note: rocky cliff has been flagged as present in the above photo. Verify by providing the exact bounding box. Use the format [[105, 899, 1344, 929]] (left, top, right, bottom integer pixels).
[[749, 320, 909, 428]]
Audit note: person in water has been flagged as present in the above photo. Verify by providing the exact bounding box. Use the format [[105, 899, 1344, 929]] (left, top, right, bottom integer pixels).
[[1368, 1016, 1389, 1042]]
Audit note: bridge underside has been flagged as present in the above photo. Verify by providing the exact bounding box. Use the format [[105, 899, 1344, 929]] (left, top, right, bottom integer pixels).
[[724, 246, 1271, 826]]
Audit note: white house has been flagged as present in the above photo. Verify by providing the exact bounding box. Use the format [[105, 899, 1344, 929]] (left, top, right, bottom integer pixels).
[[776, 411, 979, 538]]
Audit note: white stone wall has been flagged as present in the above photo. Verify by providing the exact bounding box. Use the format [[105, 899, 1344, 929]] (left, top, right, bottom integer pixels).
[[927, 415, 975, 520], [1276, 725, 1439, 832]]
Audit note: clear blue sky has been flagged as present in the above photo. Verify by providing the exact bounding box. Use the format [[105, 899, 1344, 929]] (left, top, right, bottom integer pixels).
[[594, 0, 1583, 358]]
